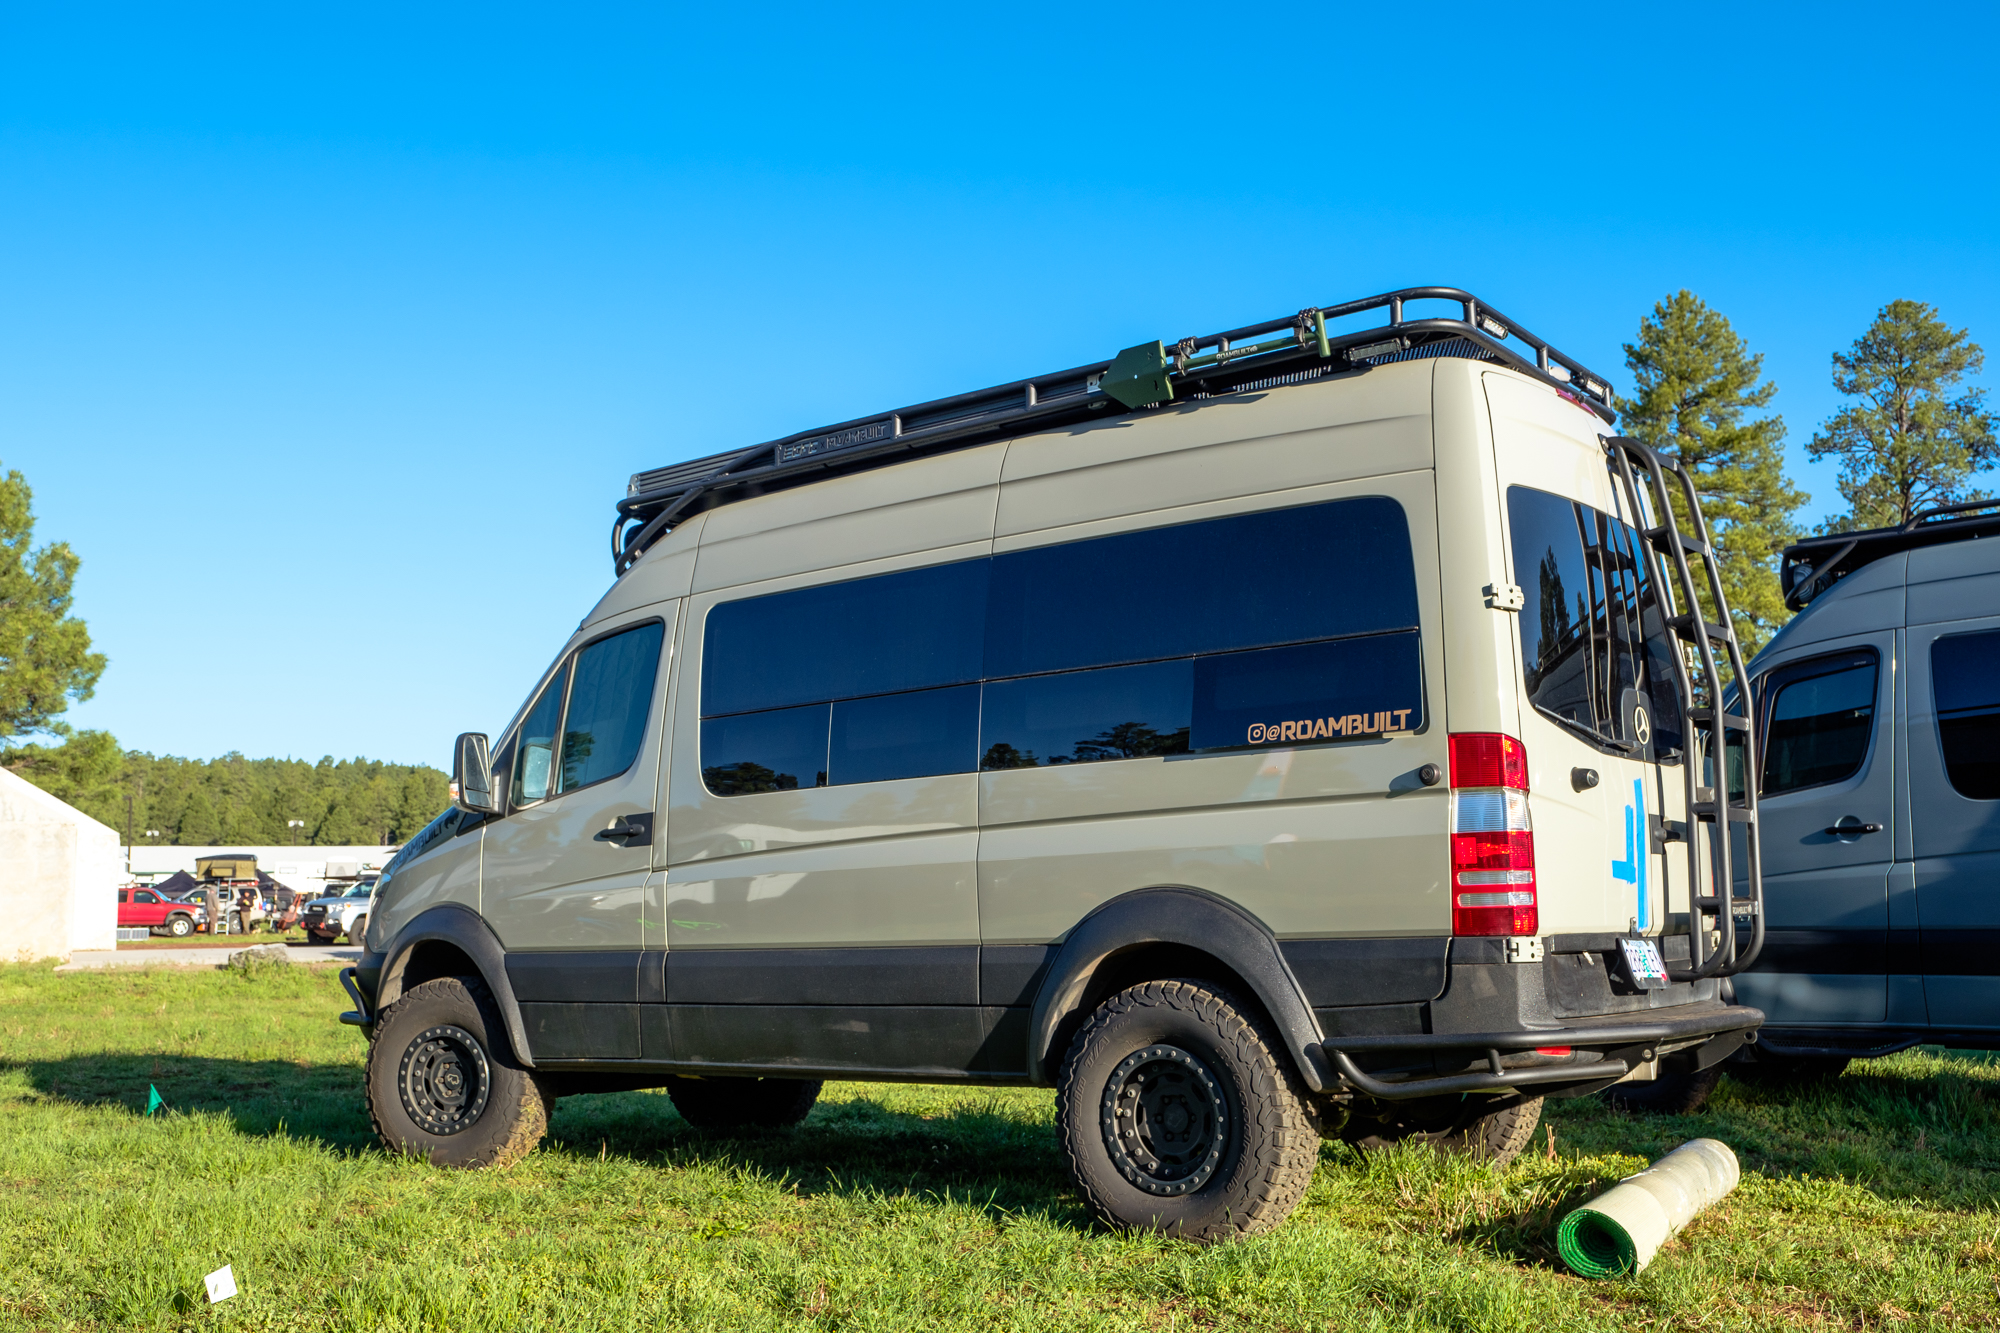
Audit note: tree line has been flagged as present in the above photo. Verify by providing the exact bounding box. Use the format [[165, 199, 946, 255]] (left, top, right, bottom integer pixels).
[[3, 729, 447, 846], [0, 294, 1989, 817]]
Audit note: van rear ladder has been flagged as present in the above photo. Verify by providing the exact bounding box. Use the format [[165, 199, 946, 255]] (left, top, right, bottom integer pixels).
[[1604, 436, 1765, 981]]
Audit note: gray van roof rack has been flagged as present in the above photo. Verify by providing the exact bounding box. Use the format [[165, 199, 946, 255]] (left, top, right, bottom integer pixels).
[[1781, 500, 2000, 611], [613, 285, 1618, 574]]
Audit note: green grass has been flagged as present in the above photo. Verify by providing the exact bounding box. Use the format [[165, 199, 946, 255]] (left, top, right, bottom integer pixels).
[[3, 961, 2000, 1331]]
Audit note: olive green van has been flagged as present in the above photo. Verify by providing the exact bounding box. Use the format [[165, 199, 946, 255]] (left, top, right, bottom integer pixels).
[[342, 287, 1766, 1240]]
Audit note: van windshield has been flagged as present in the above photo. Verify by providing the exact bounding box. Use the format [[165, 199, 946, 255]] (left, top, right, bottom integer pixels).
[[1507, 485, 1685, 759]]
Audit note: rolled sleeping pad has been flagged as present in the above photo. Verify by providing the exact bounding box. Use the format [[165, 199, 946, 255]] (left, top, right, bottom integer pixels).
[[1557, 1138, 1740, 1279]]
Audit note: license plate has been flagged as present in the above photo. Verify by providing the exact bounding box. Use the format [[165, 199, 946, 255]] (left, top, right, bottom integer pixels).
[[1619, 938, 1671, 990]]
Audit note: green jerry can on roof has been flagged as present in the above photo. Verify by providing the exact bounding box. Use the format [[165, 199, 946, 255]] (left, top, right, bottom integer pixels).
[[1100, 341, 1174, 409]]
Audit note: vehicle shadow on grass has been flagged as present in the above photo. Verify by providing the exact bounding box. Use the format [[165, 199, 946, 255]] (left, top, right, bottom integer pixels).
[[544, 1089, 1094, 1227], [10, 1053, 1095, 1224], [6, 1052, 380, 1152]]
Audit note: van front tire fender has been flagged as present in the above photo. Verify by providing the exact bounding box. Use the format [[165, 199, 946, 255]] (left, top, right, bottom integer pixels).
[[1027, 887, 1330, 1093], [372, 904, 537, 1069]]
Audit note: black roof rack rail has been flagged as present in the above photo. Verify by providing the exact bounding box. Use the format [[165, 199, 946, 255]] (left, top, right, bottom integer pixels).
[[1780, 500, 2000, 611], [612, 285, 1617, 575]]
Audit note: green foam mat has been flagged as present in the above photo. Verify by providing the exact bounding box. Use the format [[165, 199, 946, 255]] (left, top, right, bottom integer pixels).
[[1557, 1207, 1638, 1279]]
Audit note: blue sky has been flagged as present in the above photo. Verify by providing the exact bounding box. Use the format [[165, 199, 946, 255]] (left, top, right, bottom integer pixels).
[[3, 2, 1996, 768]]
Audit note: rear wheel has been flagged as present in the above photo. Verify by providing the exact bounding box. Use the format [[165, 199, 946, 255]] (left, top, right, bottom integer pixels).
[[228, 912, 243, 934], [1056, 979, 1319, 1242], [663, 1076, 821, 1131], [1343, 1094, 1542, 1163], [366, 976, 549, 1168], [166, 915, 194, 938]]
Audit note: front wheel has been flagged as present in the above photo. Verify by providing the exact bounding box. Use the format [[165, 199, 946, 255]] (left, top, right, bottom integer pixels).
[[166, 915, 195, 938], [347, 915, 367, 946], [1056, 979, 1319, 1242], [228, 912, 243, 934], [366, 976, 549, 1168]]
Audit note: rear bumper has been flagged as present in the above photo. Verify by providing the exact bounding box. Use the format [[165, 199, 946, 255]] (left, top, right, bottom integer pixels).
[[1319, 1002, 1763, 1100]]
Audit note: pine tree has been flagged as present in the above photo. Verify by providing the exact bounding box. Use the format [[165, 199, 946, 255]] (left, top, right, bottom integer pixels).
[[1808, 300, 1995, 530], [0, 466, 105, 738], [1621, 291, 1806, 655]]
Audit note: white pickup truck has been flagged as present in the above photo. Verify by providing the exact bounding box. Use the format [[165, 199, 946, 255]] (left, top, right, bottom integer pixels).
[[300, 881, 375, 945]]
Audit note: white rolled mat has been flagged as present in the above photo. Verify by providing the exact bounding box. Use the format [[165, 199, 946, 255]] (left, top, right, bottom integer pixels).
[[1557, 1138, 1740, 1278]]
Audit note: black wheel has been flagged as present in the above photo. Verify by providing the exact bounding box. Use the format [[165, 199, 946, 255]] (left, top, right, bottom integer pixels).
[[1343, 1094, 1542, 1163], [347, 915, 368, 946], [1730, 1052, 1851, 1085], [663, 1076, 821, 1131], [1056, 979, 1319, 1242], [366, 976, 549, 1168], [1605, 1064, 1724, 1114], [166, 915, 194, 938]]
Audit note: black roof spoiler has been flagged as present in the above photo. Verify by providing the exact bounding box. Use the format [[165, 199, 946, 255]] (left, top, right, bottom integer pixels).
[[610, 286, 1618, 576], [1781, 500, 2000, 611]]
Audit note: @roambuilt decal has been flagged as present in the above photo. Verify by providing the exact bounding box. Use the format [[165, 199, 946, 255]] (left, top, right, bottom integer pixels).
[[1191, 630, 1423, 750]]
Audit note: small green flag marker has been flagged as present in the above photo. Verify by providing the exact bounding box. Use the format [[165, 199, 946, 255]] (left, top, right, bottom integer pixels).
[[145, 1085, 165, 1116]]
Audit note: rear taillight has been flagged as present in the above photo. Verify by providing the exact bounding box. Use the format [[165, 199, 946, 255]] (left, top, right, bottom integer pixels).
[[1450, 733, 1536, 937]]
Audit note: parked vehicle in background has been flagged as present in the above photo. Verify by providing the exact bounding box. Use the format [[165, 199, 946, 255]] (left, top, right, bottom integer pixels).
[[116, 887, 201, 938], [1612, 503, 2000, 1112], [302, 882, 375, 944], [344, 286, 1769, 1241]]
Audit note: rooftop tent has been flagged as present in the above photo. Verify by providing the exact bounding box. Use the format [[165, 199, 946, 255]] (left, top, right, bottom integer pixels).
[[197, 854, 258, 880]]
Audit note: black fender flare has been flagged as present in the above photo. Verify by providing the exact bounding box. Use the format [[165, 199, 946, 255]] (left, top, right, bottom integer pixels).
[[374, 904, 536, 1068], [1026, 886, 1331, 1093]]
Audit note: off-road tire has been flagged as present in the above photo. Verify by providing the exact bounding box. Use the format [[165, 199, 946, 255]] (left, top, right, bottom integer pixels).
[[1055, 979, 1319, 1242], [1730, 1052, 1851, 1086], [663, 1076, 822, 1131], [228, 912, 243, 934], [1344, 1094, 1542, 1164], [366, 975, 549, 1168], [165, 914, 194, 938], [1605, 1064, 1724, 1114], [347, 915, 368, 946]]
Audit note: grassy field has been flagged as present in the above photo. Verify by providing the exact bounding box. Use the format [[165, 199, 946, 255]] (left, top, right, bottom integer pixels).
[[3, 961, 1999, 1331]]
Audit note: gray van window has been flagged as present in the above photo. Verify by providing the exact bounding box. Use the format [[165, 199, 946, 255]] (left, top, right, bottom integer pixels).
[[1932, 630, 2000, 799], [558, 622, 665, 793], [703, 560, 986, 716], [701, 496, 1425, 795], [1759, 651, 1876, 796], [1507, 485, 1685, 757], [511, 666, 567, 806]]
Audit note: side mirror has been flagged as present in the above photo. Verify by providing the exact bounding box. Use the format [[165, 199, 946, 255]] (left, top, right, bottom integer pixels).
[[453, 733, 497, 814]]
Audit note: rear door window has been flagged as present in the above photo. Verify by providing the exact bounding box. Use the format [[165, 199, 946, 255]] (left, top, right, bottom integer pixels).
[[1757, 650, 1878, 795], [1507, 485, 1685, 757], [1932, 630, 2000, 799]]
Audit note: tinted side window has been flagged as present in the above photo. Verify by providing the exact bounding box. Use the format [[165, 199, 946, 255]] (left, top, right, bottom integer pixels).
[[559, 622, 665, 793], [702, 704, 828, 795], [703, 560, 986, 716], [831, 685, 980, 785], [1933, 630, 2000, 799], [981, 659, 1193, 769], [512, 666, 568, 807], [1192, 631, 1423, 749], [986, 497, 1418, 678], [1759, 652, 1877, 795]]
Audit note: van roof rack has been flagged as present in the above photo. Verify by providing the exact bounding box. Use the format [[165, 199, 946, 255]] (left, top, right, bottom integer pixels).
[[1781, 500, 2000, 611], [613, 285, 1617, 574]]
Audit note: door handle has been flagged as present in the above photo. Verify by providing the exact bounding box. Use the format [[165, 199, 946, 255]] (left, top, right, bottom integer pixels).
[[594, 812, 654, 847], [1823, 817, 1884, 837]]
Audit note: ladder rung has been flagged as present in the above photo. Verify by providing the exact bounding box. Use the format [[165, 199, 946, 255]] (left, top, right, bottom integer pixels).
[[1670, 613, 1734, 644], [1692, 802, 1757, 824], [1688, 707, 1749, 729], [1645, 526, 1710, 558]]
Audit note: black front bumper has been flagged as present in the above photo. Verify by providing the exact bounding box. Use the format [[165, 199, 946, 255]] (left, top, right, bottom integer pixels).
[[1319, 1002, 1763, 1099]]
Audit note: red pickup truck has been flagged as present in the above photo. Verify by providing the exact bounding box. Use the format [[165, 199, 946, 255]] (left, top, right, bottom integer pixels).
[[117, 887, 200, 938]]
